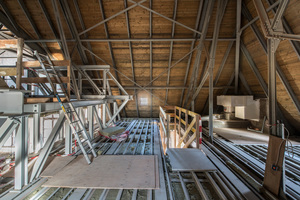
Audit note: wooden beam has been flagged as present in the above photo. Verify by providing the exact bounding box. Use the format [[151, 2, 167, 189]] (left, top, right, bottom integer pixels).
[[21, 77, 69, 83], [22, 60, 70, 68], [0, 78, 9, 88], [24, 97, 68, 104], [0, 68, 24, 76], [16, 38, 24, 90], [0, 39, 18, 49]]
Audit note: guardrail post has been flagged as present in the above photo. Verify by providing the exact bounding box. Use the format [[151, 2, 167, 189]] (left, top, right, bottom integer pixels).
[[178, 107, 181, 147], [166, 114, 170, 150], [195, 115, 200, 148]]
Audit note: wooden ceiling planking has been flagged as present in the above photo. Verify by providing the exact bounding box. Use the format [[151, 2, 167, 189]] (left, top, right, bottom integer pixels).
[[1, 0, 299, 125]]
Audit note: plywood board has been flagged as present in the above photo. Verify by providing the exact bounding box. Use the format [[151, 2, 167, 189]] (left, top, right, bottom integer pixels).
[[214, 128, 300, 145], [214, 128, 269, 145], [100, 126, 125, 137], [43, 155, 159, 189], [166, 148, 217, 172], [41, 156, 75, 177], [263, 136, 286, 196]]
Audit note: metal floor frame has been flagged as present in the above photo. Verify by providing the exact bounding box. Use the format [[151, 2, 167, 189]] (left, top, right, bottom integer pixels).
[[0, 118, 267, 200]]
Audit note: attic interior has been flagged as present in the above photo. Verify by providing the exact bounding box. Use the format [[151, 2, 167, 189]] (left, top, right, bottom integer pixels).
[[0, 0, 300, 199]]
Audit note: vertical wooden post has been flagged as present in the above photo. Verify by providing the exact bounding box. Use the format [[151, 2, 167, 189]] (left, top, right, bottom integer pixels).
[[185, 109, 188, 131], [67, 60, 71, 98], [178, 108, 181, 147], [195, 115, 200, 149], [16, 38, 24, 90], [166, 114, 170, 150], [174, 107, 176, 148]]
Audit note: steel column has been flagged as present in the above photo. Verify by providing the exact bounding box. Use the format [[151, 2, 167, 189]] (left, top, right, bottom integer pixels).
[[208, 0, 228, 142], [102, 103, 106, 128], [183, 0, 214, 108], [268, 38, 279, 135], [33, 113, 41, 153], [235, 0, 242, 94], [180, 0, 204, 106], [88, 106, 94, 139], [124, 0, 140, 117], [165, 0, 178, 104], [64, 120, 72, 155], [15, 116, 28, 190]]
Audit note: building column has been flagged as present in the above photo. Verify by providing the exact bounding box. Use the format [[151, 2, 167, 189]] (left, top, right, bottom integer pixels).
[[15, 116, 28, 190]]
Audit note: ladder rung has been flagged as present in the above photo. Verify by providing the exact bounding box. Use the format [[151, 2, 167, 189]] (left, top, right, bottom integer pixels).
[[76, 130, 84, 134], [71, 120, 80, 124]]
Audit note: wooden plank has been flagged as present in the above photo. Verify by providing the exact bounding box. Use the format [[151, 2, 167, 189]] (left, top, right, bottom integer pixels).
[[42, 155, 159, 189], [0, 68, 21, 76], [0, 39, 17, 49], [16, 38, 24, 90], [0, 78, 9, 88], [166, 148, 217, 171], [176, 117, 196, 148], [100, 126, 126, 137], [41, 156, 75, 177], [263, 135, 286, 196], [22, 60, 70, 68], [24, 97, 67, 104], [21, 77, 69, 83]]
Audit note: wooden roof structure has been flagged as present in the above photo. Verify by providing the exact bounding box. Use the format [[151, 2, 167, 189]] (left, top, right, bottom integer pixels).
[[0, 0, 300, 133]]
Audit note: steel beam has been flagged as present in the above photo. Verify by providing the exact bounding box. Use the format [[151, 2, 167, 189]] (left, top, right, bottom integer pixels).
[[241, 41, 295, 133], [183, 0, 214, 108], [79, 0, 147, 36], [59, 0, 88, 64], [84, 43, 172, 105], [266, 0, 300, 60], [98, 0, 126, 117], [268, 38, 279, 135], [208, 0, 228, 142], [0, 1, 46, 54], [51, 0, 69, 59], [180, 0, 204, 106], [15, 116, 28, 190], [124, 0, 139, 117], [0, 118, 19, 149], [30, 112, 65, 182], [93, 106, 103, 131], [88, 106, 94, 139], [73, 0, 96, 65], [38, 0, 62, 50], [165, 0, 178, 104], [106, 99, 129, 126], [235, 0, 242, 94], [17, 0, 52, 57], [243, 4, 300, 120], [190, 0, 227, 104], [25, 37, 236, 43], [239, 71, 253, 95], [149, 0, 153, 118]]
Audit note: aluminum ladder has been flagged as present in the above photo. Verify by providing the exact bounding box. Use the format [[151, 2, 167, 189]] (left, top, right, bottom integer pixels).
[[34, 51, 97, 164]]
